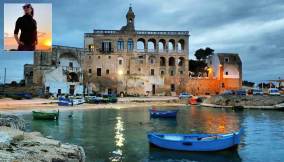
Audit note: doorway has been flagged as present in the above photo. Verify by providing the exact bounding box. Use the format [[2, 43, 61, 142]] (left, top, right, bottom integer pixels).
[[152, 84, 156, 95], [69, 85, 75, 95]]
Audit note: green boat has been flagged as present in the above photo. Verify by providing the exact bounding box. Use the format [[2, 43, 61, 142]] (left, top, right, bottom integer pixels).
[[32, 110, 59, 120]]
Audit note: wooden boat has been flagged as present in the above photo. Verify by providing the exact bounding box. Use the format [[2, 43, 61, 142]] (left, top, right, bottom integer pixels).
[[148, 129, 243, 151], [149, 109, 178, 118], [32, 110, 59, 120]]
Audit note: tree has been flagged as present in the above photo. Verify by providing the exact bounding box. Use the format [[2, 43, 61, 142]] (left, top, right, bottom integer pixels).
[[10, 81, 18, 87], [188, 60, 207, 77], [194, 47, 214, 61]]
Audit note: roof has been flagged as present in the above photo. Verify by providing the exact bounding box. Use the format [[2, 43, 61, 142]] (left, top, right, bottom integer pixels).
[[217, 53, 242, 65]]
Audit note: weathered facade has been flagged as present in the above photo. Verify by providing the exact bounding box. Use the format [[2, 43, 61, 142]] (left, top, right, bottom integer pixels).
[[25, 45, 85, 96], [84, 7, 189, 96]]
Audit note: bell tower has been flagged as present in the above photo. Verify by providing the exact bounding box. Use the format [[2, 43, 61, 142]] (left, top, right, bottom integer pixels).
[[121, 5, 135, 32]]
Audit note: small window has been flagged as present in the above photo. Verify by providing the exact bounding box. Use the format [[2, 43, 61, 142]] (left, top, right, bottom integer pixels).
[[225, 71, 229, 75], [222, 83, 225, 88], [119, 60, 123, 65], [161, 71, 164, 75], [69, 62, 73, 68], [98, 56, 101, 59], [225, 57, 229, 63], [106, 69, 110, 74], [151, 69, 155, 75], [180, 71, 183, 75], [97, 68, 101, 76], [138, 68, 141, 72], [150, 59, 154, 64], [88, 69, 92, 73], [127, 70, 130, 75], [89, 56, 91, 59], [170, 70, 174, 76], [171, 84, 175, 92], [109, 56, 111, 59]]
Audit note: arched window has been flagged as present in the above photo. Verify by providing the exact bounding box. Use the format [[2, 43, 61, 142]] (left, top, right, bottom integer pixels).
[[128, 39, 134, 51], [148, 38, 156, 52], [137, 38, 146, 52], [169, 57, 175, 66], [117, 39, 124, 51], [168, 39, 175, 52], [158, 39, 166, 52], [178, 57, 185, 66], [177, 39, 185, 52], [160, 57, 166, 66]]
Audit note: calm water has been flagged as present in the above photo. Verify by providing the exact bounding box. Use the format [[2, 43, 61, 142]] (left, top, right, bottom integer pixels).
[[20, 106, 284, 162]]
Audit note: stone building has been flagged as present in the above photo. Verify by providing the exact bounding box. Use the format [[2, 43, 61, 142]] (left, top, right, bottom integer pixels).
[[25, 45, 85, 96], [84, 7, 189, 96]]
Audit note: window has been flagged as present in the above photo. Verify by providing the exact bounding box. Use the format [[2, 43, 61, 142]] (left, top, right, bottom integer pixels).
[[108, 56, 111, 59], [127, 70, 130, 75], [180, 71, 183, 75], [150, 59, 154, 64], [106, 69, 109, 74], [69, 62, 73, 68], [127, 39, 134, 51], [88, 69, 92, 73], [171, 84, 175, 92], [119, 60, 123, 65], [101, 41, 112, 52], [222, 83, 225, 88], [224, 57, 229, 63], [161, 71, 164, 75], [89, 56, 91, 59], [98, 56, 101, 59], [225, 71, 229, 75], [151, 69, 155, 75], [170, 70, 174, 76], [97, 68, 101, 76], [138, 68, 141, 72], [88, 44, 94, 51], [117, 39, 124, 51]]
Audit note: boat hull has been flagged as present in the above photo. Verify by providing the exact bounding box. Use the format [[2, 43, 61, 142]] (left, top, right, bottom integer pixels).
[[148, 130, 242, 151], [32, 111, 59, 120], [149, 110, 178, 118]]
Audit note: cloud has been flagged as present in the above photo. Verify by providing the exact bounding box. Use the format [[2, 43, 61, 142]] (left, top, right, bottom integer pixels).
[[0, 0, 284, 82]]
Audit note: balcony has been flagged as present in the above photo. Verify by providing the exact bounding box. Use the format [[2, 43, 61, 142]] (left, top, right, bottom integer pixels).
[[92, 29, 189, 36]]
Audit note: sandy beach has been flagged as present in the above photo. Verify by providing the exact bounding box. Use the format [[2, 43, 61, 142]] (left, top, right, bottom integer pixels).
[[0, 97, 186, 113]]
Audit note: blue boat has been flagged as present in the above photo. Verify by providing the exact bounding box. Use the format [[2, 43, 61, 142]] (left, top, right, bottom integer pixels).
[[148, 129, 243, 151], [149, 109, 178, 118]]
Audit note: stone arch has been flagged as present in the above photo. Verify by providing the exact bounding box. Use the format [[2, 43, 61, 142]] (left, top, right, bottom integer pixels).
[[178, 57, 185, 66], [177, 39, 185, 52], [168, 39, 175, 52], [137, 38, 146, 52], [160, 57, 166, 66], [147, 38, 156, 52], [158, 39, 166, 52], [169, 57, 175, 66]]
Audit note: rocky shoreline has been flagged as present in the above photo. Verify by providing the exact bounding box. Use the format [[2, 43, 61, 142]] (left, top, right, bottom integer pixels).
[[202, 95, 284, 109], [0, 114, 85, 162]]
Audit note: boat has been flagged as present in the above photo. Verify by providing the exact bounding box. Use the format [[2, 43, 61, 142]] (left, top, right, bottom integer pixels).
[[148, 129, 243, 151], [32, 110, 59, 120], [149, 109, 178, 118]]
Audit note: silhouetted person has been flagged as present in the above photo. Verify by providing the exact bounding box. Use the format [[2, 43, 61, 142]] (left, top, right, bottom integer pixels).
[[14, 4, 37, 51]]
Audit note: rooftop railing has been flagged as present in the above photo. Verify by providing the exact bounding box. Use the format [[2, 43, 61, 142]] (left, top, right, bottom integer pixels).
[[87, 29, 189, 36]]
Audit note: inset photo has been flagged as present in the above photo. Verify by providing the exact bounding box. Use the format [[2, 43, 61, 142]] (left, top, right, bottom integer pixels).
[[4, 3, 52, 51]]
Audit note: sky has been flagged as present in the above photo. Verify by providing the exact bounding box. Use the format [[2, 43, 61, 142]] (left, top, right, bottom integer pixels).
[[0, 0, 284, 83], [4, 3, 52, 50]]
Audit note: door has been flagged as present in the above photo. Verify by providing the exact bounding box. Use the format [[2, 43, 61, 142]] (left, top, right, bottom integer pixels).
[[69, 85, 75, 95], [152, 84, 156, 95]]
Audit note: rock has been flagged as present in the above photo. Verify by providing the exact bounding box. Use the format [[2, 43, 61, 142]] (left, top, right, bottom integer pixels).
[[0, 114, 25, 130]]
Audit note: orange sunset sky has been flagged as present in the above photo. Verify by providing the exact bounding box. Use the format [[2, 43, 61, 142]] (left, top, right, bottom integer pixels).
[[4, 3, 52, 51]]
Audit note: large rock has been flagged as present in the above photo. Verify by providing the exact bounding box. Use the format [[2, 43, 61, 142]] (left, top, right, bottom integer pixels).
[[0, 114, 25, 130], [0, 115, 85, 162], [0, 126, 85, 162]]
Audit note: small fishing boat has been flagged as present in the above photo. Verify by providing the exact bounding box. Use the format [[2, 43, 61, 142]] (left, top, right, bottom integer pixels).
[[32, 110, 59, 120], [149, 109, 178, 118], [58, 97, 72, 106], [148, 129, 243, 151]]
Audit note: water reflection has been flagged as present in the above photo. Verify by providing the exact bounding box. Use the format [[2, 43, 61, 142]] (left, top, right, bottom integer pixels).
[[148, 146, 242, 162], [109, 116, 125, 162]]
